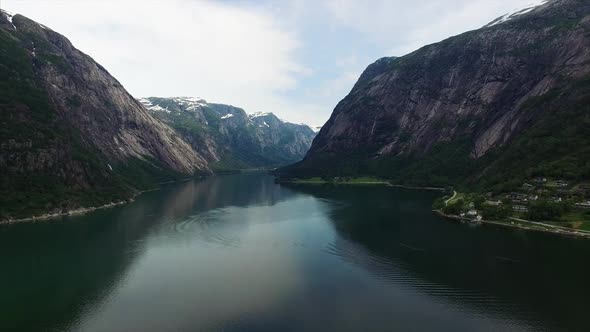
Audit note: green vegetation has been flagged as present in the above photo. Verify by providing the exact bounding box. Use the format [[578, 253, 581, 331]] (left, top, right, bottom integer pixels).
[[442, 200, 464, 216], [0, 29, 200, 221], [281, 70, 590, 195], [447, 192, 465, 205], [283, 176, 389, 185], [526, 201, 571, 221]]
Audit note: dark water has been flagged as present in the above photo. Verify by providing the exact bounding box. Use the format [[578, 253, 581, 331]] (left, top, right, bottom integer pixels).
[[2, 173, 590, 332]]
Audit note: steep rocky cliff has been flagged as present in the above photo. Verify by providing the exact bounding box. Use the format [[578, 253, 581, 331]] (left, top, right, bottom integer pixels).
[[0, 12, 210, 220], [140, 97, 316, 170], [282, 0, 590, 190]]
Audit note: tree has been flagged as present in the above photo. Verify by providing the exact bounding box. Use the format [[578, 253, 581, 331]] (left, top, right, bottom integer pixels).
[[526, 201, 571, 221], [482, 205, 511, 220]]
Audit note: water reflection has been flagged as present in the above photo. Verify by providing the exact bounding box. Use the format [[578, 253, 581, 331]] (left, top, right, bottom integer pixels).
[[1, 174, 589, 331], [286, 183, 590, 331]]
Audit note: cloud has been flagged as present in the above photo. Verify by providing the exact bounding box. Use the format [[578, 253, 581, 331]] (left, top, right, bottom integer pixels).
[[317, 0, 547, 56], [5, 0, 549, 127], [5, 0, 309, 120]]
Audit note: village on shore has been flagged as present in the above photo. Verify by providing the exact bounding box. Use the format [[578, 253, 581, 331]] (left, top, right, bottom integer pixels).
[[435, 177, 590, 235]]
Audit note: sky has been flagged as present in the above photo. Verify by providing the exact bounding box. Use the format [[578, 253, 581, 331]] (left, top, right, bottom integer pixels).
[[4, 0, 545, 126]]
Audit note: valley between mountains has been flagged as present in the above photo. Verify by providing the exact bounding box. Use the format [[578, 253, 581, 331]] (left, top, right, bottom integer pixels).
[[2, 0, 590, 229], [0, 11, 315, 221]]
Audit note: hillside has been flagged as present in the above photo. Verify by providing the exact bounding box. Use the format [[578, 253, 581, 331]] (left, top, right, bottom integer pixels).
[[0, 12, 210, 220], [140, 97, 316, 170], [279, 0, 590, 192]]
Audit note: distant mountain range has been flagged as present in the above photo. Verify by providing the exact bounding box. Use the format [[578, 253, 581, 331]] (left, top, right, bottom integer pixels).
[[0, 11, 314, 220], [279, 0, 590, 193], [140, 97, 316, 171]]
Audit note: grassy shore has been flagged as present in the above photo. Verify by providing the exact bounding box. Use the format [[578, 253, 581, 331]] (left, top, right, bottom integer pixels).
[[278, 176, 390, 185], [434, 209, 590, 238]]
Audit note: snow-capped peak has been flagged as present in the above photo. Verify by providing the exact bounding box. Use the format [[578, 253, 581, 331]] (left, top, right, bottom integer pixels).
[[248, 111, 289, 124], [138, 97, 208, 113], [1, 9, 17, 30], [170, 97, 208, 111], [138, 97, 152, 106], [1, 9, 14, 19], [248, 112, 272, 119], [486, 0, 549, 27]]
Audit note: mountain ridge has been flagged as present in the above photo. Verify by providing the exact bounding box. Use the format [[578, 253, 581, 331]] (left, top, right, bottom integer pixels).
[[140, 97, 316, 171], [279, 0, 590, 192], [0, 12, 211, 220]]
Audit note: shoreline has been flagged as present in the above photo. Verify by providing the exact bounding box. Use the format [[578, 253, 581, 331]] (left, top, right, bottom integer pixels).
[[276, 178, 444, 190], [0, 188, 159, 226], [387, 184, 446, 192], [284, 181, 390, 185], [433, 209, 590, 239], [1, 175, 215, 225]]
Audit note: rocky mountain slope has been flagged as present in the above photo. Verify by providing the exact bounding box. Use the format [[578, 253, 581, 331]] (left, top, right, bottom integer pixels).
[[140, 97, 316, 170], [281, 0, 590, 191], [0, 12, 210, 220]]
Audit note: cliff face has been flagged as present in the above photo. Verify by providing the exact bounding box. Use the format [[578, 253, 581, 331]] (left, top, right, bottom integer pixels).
[[140, 97, 316, 170], [0, 12, 210, 219], [285, 0, 590, 189]]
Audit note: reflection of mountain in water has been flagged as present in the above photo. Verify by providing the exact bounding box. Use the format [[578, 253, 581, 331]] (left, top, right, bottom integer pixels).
[[0, 173, 297, 331], [157, 172, 300, 219], [0, 198, 161, 331], [283, 183, 590, 331]]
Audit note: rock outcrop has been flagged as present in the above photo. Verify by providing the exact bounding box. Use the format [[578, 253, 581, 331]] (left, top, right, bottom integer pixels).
[[0, 12, 210, 219], [282, 0, 590, 190]]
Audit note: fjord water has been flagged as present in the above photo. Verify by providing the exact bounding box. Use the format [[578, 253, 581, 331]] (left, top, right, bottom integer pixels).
[[2, 174, 590, 331]]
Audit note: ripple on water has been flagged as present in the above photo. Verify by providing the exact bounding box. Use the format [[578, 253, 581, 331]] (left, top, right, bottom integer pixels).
[[161, 211, 243, 248], [322, 238, 546, 331]]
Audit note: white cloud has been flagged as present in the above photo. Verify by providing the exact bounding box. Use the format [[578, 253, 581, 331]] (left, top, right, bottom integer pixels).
[[5, 0, 310, 120], [318, 0, 548, 56], [4, 0, 552, 127]]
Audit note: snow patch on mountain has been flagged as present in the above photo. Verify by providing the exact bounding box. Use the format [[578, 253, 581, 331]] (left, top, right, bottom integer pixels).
[[138, 98, 152, 106], [486, 0, 549, 27], [249, 112, 272, 119], [221, 114, 234, 119], [139, 97, 208, 114], [1, 10, 17, 30], [153, 105, 169, 113], [171, 97, 207, 111]]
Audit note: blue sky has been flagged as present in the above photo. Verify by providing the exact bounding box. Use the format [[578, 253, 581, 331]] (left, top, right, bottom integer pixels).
[[5, 0, 547, 126]]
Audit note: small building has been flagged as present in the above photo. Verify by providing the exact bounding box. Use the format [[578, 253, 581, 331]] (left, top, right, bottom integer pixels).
[[476, 215, 483, 222], [575, 201, 590, 209], [556, 189, 574, 198], [528, 195, 539, 201], [551, 197, 563, 203], [534, 177, 548, 184], [522, 183, 535, 191], [555, 180, 569, 188], [467, 209, 478, 217], [485, 200, 502, 206], [513, 205, 529, 213], [509, 193, 528, 201]]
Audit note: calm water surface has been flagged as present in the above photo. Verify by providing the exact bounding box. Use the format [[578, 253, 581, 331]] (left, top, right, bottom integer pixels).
[[2, 173, 590, 332]]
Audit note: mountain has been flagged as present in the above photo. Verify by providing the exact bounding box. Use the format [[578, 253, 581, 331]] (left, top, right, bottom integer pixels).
[[140, 97, 316, 170], [0, 12, 210, 220], [280, 0, 590, 192]]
